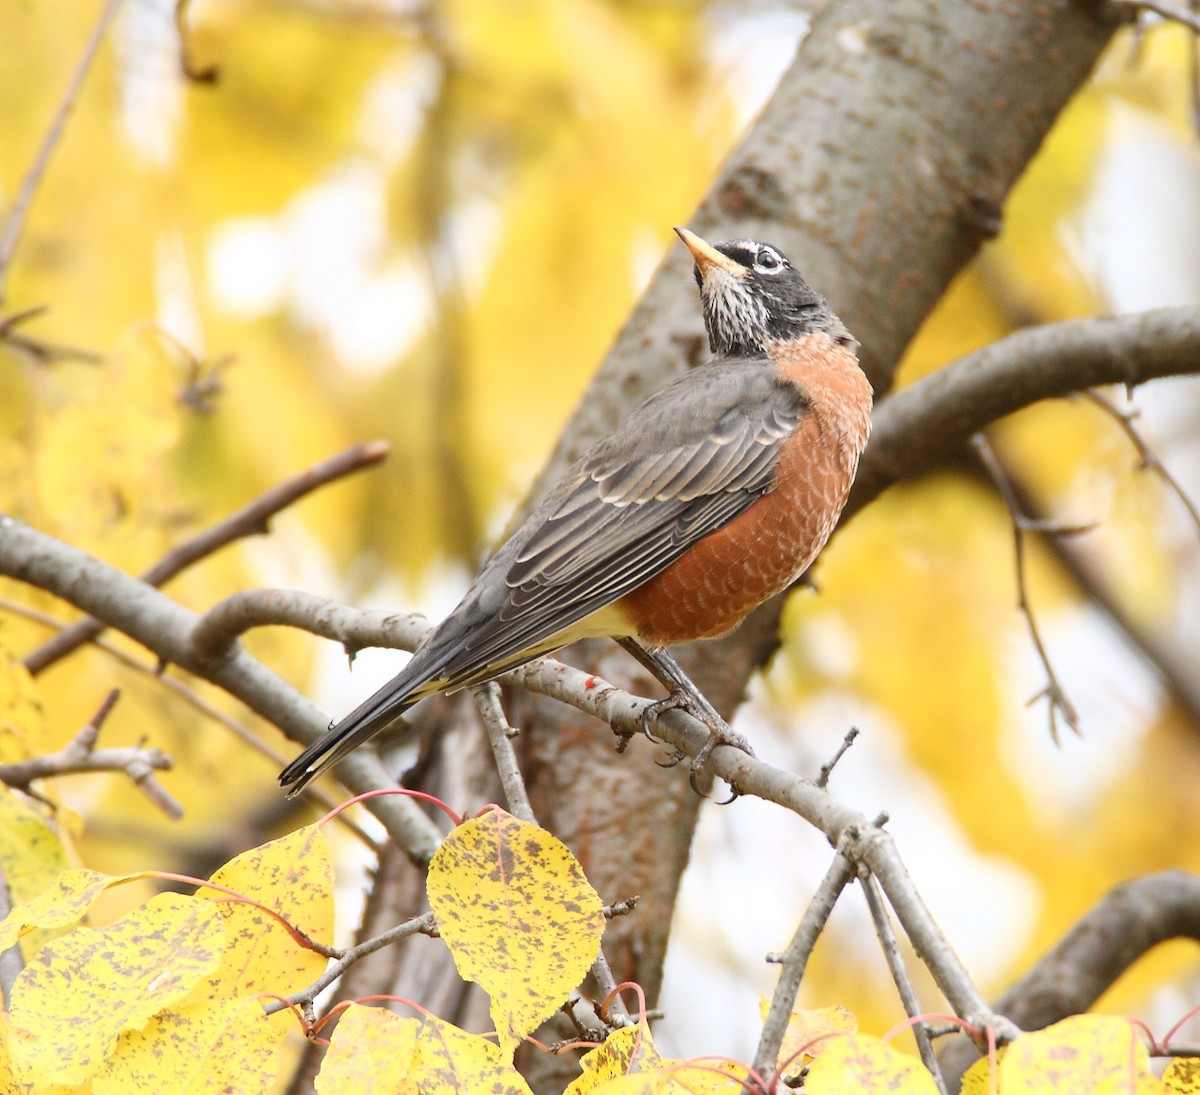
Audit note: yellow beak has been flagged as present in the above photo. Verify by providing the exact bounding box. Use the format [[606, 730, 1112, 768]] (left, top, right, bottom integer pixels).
[[674, 226, 744, 280]]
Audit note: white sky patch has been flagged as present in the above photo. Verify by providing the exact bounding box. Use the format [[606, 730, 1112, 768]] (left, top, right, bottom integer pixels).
[[702, 4, 811, 129], [659, 689, 1038, 1061], [207, 217, 290, 317], [1078, 102, 1200, 312], [206, 160, 435, 373], [155, 232, 205, 354], [1002, 605, 1164, 823], [358, 52, 444, 168], [115, 0, 181, 167], [629, 223, 668, 297]]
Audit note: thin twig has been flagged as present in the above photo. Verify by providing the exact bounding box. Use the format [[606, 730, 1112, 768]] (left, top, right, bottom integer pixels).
[[1081, 388, 1200, 537], [0, 0, 126, 301], [970, 433, 1084, 744], [0, 690, 182, 818], [0, 597, 378, 849], [754, 849, 859, 1078], [0, 305, 102, 365], [816, 727, 859, 789], [268, 911, 439, 1013], [860, 870, 946, 1093], [472, 683, 533, 822], [24, 441, 391, 674]]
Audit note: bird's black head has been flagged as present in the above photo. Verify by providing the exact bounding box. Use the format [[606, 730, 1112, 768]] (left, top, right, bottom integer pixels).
[[675, 226, 837, 357]]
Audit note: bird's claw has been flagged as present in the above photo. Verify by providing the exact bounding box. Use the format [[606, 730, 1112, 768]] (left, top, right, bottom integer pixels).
[[640, 688, 754, 798]]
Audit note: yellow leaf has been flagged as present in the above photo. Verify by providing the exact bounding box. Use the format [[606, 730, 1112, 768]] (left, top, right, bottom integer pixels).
[[996, 1016, 1165, 1093], [804, 1034, 941, 1094], [197, 823, 334, 998], [0, 1013, 24, 1095], [93, 995, 286, 1095], [580, 1063, 747, 1093], [756, 999, 857, 1079], [315, 1003, 419, 1093], [566, 1024, 747, 1094], [1164, 1056, 1200, 1093], [566, 1023, 665, 1090], [8, 893, 225, 1087], [427, 807, 604, 1057], [412, 1011, 533, 1094], [0, 790, 71, 959], [0, 868, 127, 953]]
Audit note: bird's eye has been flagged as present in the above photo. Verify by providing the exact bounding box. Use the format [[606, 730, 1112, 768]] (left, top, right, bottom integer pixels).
[[756, 248, 784, 271]]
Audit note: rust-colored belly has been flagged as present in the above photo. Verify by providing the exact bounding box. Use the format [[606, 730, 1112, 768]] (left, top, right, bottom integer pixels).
[[618, 335, 871, 646]]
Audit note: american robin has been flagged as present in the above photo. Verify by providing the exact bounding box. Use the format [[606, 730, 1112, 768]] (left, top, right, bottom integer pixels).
[[280, 227, 872, 794]]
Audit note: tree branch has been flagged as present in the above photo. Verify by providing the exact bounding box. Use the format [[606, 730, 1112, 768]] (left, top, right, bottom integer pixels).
[[0, 0, 126, 302], [0, 518, 443, 862], [25, 441, 391, 674], [939, 871, 1200, 1088], [0, 690, 181, 819], [848, 307, 1200, 522]]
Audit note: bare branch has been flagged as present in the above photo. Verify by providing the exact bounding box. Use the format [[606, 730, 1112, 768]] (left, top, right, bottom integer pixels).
[[0, 690, 181, 818], [269, 911, 439, 1014], [0, 306, 102, 365], [816, 727, 860, 789], [472, 683, 533, 822], [860, 871, 946, 1093], [0, 0, 126, 301], [0, 518, 444, 861], [971, 433, 1082, 744], [939, 870, 1200, 1086], [25, 441, 391, 675], [0, 596, 376, 847], [754, 850, 859, 1078], [848, 307, 1200, 523], [189, 588, 427, 663], [1081, 388, 1200, 538]]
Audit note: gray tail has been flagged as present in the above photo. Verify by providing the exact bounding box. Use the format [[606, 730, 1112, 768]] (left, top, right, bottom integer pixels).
[[279, 674, 422, 796]]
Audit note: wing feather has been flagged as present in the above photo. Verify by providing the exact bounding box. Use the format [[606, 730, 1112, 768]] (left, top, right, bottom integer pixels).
[[420, 362, 808, 685]]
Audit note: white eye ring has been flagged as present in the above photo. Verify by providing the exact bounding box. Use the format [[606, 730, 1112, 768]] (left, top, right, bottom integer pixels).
[[755, 247, 785, 272]]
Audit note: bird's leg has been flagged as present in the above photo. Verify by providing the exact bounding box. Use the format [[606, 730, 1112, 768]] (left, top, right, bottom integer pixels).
[[615, 638, 755, 786]]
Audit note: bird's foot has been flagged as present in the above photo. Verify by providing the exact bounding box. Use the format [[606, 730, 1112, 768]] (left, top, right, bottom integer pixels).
[[639, 688, 754, 797], [617, 637, 754, 797]]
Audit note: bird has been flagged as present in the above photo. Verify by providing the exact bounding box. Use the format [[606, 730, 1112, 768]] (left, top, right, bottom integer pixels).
[[280, 226, 872, 795]]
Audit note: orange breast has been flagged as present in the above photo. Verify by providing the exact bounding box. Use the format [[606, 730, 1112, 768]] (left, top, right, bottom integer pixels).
[[618, 334, 871, 646]]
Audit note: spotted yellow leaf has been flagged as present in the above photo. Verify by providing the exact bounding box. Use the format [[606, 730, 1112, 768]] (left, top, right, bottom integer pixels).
[[757, 998, 857, 1080], [314, 1003, 419, 1093], [197, 823, 334, 998], [566, 1022, 664, 1090], [93, 995, 285, 1095], [804, 1034, 940, 1094], [963, 1016, 1168, 1093], [8, 893, 224, 1087], [994, 1016, 1166, 1093], [0, 789, 71, 959], [565, 1023, 748, 1094], [428, 807, 604, 1058], [1164, 1056, 1200, 1094], [0, 867, 133, 953]]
